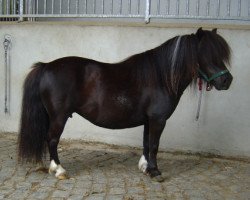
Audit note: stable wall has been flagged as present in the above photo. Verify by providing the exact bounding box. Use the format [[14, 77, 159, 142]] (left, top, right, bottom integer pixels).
[[0, 24, 249, 157]]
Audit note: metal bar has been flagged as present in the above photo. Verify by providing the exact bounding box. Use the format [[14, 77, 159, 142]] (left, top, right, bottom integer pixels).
[[11, 0, 13, 14], [167, 0, 170, 15], [52, 0, 54, 14], [176, 0, 180, 15], [119, 0, 122, 15], [13, 0, 16, 14], [3, 34, 12, 114], [137, 0, 140, 14], [36, 0, 39, 14], [76, 0, 79, 14], [110, 0, 113, 14], [85, 0, 87, 14], [2, 13, 249, 21], [0, 0, 2, 15], [7, 13, 144, 18], [148, 14, 250, 21], [68, 0, 70, 14], [93, 0, 96, 14], [206, 0, 210, 16], [19, 0, 23, 21], [128, 0, 131, 14], [186, 0, 189, 15], [237, 0, 241, 17], [157, 0, 160, 15], [44, 0, 47, 14], [196, 0, 200, 16], [217, 0, 220, 16], [227, 0, 231, 16], [29, 0, 34, 21], [59, 0, 62, 14], [145, 0, 150, 23], [102, 0, 104, 14], [7, 0, 9, 14], [249, 0, 250, 16]]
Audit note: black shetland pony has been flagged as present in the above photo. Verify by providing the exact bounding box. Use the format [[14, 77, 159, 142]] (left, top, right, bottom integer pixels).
[[18, 28, 233, 181]]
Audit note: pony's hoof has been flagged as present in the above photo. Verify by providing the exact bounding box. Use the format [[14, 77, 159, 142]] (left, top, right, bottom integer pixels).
[[56, 173, 69, 180], [48, 168, 54, 174], [152, 175, 164, 182]]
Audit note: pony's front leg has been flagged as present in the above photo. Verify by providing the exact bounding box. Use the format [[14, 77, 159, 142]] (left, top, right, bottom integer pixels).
[[47, 117, 68, 180], [143, 118, 165, 182], [139, 123, 149, 174]]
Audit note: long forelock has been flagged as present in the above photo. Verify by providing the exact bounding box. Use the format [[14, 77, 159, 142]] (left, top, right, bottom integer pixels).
[[202, 31, 231, 66]]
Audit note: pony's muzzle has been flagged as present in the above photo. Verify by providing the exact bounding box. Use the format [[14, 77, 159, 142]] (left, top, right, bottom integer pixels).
[[215, 73, 233, 90]]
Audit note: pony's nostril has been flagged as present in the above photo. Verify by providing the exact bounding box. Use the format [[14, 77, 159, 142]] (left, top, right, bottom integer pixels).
[[223, 78, 228, 84]]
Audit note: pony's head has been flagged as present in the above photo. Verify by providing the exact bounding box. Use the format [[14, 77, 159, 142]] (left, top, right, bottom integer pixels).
[[196, 28, 233, 90]]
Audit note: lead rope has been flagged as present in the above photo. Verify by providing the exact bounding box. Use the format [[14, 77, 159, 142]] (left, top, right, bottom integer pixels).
[[195, 78, 203, 121], [3, 35, 12, 114]]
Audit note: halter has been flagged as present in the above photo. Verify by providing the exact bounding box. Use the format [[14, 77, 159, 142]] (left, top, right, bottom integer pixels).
[[198, 69, 229, 83]]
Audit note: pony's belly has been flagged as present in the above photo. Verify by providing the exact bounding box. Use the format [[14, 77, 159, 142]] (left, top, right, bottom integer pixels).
[[77, 103, 144, 129]]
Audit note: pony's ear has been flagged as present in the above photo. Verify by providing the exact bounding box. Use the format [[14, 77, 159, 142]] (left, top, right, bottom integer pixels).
[[196, 27, 204, 40], [212, 28, 217, 34]]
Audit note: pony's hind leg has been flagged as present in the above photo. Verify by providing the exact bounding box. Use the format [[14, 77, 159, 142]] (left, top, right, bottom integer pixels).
[[47, 115, 68, 179]]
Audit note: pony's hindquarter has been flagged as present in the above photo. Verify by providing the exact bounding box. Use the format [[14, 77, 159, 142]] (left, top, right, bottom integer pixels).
[[18, 63, 49, 163]]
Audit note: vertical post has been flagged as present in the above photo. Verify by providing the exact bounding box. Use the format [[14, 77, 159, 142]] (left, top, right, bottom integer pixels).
[[0, 0, 2, 15], [93, 0, 96, 14], [186, 0, 189, 15], [3, 34, 12, 114], [145, 0, 150, 23], [237, 0, 241, 17], [60, 0, 62, 14], [85, 0, 87, 14], [7, 0, 10, 14], [44, 0, 47, 14], [176, 0, 180, 15], [19, 0, 24, 21], [157, 0, 160, 15], [128, 0, 131, 14], [137, 0, 140, 14], [217, 0, 220, 17], [28, 0, 34, 21], [227, 0, 231, 16], [248, 0, 250, 17], [13, 0, 16, 14], [52, 0, 54, 14], [166, 0, 170, 15], [76, 0, 79, 14], [206, 0, 210, 16], [68, 0, 70, 14], [102, 0, 104, 14], [36, 0, 39, 14], [110, 0, 113, 14], [119, 0, 122, 15], [196, 0, 200, 16]]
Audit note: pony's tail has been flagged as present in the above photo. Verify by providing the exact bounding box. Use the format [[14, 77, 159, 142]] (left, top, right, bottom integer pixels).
[[18, 63, 49, 163]]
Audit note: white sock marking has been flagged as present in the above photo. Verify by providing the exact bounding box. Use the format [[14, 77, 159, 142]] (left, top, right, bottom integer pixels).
[[49, 160, 66, 177], [138, 155, 148, 173], [49, 160, 58, 173], [55, 165, 66, 177]]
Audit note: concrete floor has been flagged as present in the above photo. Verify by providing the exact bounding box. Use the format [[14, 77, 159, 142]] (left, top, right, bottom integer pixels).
[[0, 133, 249, 200]]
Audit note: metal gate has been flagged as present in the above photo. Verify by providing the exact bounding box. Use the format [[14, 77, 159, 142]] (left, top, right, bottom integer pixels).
[[1, 0, 250, 24]]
